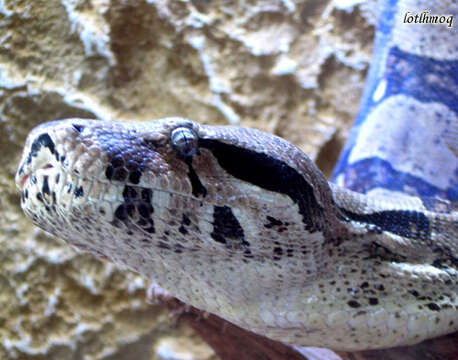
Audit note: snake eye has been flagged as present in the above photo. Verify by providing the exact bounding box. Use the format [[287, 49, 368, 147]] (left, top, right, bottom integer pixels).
[[171, 127, 199, 157]]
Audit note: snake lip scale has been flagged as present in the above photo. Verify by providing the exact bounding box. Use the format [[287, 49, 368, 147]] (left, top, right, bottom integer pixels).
[[16, 117, 457, 351]]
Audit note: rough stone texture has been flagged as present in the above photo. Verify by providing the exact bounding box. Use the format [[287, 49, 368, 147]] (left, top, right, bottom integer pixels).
[[1, 0, 379, 359]]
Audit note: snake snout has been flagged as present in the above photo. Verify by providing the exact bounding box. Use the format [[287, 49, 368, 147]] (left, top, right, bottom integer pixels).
[[16, 126, 59, 191]]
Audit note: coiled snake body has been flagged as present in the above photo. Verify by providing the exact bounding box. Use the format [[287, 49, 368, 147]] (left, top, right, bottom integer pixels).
[[15, 117, 457, 351]]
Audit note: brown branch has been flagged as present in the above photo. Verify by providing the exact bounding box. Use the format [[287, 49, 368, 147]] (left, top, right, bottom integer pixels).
[[336, 332, 458, 360]]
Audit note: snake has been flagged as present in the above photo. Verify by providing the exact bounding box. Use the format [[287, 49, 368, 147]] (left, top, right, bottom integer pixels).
[[15, 0, 457, 353]]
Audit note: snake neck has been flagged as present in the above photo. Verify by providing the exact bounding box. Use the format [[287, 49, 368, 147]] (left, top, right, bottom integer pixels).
[[329, 183, 457, 269]]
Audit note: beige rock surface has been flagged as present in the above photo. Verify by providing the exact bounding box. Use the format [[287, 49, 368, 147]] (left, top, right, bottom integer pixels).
[[0, 0, 376, 359]]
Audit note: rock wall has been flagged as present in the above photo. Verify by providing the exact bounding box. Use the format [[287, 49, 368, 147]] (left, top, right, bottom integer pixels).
[[0, 0, 377, 359]]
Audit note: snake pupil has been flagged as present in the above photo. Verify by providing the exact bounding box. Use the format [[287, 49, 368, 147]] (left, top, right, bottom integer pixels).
[[171, 127, 198, 157]]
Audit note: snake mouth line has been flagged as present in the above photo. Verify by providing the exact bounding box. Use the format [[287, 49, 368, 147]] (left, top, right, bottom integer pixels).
[[18, 174, 29, 189], [17, 163, 54, 190]]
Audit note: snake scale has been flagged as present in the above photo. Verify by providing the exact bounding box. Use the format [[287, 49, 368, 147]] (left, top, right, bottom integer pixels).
[[15, 0, 457, 353]]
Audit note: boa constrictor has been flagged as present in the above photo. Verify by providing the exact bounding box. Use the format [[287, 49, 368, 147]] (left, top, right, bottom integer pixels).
[[15, 0, 456, 352]]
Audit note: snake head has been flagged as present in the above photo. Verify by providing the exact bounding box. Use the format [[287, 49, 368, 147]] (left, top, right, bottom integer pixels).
[[16, 117, 344, 285], [15, 117, 201, 241], [16, 117, 364, 342]]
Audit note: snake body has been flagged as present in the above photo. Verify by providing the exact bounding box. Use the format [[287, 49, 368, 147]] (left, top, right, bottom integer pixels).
[[15, 117, 457, 351], [333, 0, 457, 201], [15, 0, 458, 352]]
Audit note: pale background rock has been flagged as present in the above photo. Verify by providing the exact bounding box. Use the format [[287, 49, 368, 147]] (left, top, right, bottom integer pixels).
[[0, 0, 377, 359]]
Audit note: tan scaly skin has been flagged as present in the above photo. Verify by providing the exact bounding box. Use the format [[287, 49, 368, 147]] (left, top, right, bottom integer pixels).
[[16, 117, 457, 351]]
